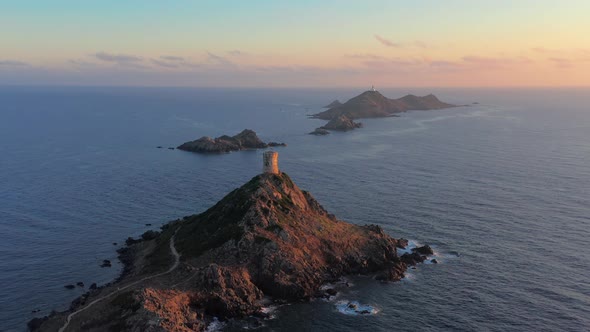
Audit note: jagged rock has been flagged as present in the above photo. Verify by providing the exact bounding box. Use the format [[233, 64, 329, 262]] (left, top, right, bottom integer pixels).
[[100, 260, 112, 268], [401, 252, 427, 265], [309, 128, 330, 135], [125, 237, 141, 246], [413, 245, 434, 256], [89, 283, 97, 290], [268, 142, 287, 147], [325, 288, 338, 296], [397, 238, 409, 249], [76, 282, 84, 287], [64, 285, 75, 289]]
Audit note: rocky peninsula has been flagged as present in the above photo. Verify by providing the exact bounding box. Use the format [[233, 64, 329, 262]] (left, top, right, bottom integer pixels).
[[177, 129, 285, 153], [29, 156, 433, 331]]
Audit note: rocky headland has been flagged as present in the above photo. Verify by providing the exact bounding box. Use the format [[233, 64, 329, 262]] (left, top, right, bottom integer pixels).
[[30, 170, 433, 331], [177, 129, 285, 153]]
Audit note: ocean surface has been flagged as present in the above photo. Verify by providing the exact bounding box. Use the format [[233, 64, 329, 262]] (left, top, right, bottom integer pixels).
[[0, 86, 589, 331]]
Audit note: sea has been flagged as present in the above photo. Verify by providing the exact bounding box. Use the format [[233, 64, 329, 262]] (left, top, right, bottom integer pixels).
[[0, 86, 589, 331]]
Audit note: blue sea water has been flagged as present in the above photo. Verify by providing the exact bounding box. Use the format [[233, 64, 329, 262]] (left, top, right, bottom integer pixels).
[[0, 86, 589, 331]]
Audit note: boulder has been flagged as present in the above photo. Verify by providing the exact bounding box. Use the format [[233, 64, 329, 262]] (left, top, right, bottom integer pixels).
[[413, 245, 434, 256]]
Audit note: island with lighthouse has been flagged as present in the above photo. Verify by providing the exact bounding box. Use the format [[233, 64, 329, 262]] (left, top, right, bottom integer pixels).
[[309, 86, 457, 134]]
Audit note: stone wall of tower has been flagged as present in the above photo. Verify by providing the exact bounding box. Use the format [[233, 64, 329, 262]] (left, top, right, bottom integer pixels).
[[263, 151, 279, 174]]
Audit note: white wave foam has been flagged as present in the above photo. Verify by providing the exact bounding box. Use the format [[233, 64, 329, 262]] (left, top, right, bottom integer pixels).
[[205, 317, 225, 332], [335, 300, 379, 316]]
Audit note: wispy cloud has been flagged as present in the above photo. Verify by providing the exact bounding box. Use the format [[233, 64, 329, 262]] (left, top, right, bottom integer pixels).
[[461, 55, 532, 67], [151, 56, 200, 69], [93, 52, 142, 63], [374, 34, 400, 48], [160, 55, 184, 61], [548, 57, 573, 68], [206, 52, 234, 66], [227, 50, 246, 56], [344, 53, 388, 60], [374, 35, 431, 49], [151, 59, 180, 68], [0, 60, 29, 67]]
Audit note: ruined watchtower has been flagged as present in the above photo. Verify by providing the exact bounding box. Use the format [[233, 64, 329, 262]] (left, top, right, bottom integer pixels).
[[263, 151, 279, 174]]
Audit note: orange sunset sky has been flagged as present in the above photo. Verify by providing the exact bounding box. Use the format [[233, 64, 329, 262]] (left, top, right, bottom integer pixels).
[[1, 1, 589, 87]]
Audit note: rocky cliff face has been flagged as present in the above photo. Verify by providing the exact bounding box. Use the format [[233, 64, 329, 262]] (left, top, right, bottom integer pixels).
[[177, 129, 279, 153], [31, 173, 429, 331], [174, 173, 407, 300], [314, 90, 456, 120]]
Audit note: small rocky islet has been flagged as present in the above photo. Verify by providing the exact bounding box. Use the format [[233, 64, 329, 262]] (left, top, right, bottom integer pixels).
[[30, 155, 434, 331], [177, 129, 285, 154]]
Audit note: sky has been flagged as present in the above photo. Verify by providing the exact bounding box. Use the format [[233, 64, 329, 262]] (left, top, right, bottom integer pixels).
[[1, 0, 589, 87]]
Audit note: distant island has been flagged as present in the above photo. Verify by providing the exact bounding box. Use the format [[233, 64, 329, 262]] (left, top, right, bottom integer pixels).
[[309, 88, 457, 134], [177, 129, 285, 153], [30, 154, 433, 331], [313, 89, 457, 120]]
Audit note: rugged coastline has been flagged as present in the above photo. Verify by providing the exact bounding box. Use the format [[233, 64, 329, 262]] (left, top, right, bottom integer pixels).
[[29, 164, 433, 331]]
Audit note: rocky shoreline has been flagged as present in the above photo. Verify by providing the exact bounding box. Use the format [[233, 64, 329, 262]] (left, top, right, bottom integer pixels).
[[29, 172, 434, 331]]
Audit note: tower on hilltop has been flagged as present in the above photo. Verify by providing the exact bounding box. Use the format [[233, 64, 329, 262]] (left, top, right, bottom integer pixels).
[[263, 151, 279, 174]]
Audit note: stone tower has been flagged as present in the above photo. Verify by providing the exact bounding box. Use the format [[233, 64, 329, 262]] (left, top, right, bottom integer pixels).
[[263, 151, 279, 174]]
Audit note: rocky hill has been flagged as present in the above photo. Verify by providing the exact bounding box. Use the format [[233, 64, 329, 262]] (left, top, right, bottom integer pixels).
[[320, 115, 362, 131], [30, 172, 433, 331], [177, 129, 284, 153], [323, 99, 342, 108], [313, 90, 456, 120]]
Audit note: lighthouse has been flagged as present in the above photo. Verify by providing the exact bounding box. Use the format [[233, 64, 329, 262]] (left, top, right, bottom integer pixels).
[[263, 151, 279, 174]]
